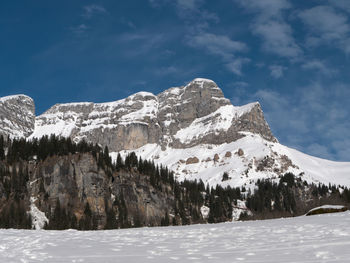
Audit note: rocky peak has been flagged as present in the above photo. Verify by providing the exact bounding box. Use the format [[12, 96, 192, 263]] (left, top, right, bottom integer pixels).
[[0, 94, 35, 138], [2, 78, 276, 151]]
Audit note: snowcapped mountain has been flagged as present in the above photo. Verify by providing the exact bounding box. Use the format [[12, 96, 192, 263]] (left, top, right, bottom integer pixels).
[[29, 78, 275, 151], [1, 78, 350, 189]]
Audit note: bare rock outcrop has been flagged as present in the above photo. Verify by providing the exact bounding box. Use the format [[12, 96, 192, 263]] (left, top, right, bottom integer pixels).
[[186, 157, 199, 165], [0, 95, 35, 138], [26, 153, 176, 229]]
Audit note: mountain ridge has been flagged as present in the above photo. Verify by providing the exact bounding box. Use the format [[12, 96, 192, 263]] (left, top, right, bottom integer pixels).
[[1, 78, 349, 190]]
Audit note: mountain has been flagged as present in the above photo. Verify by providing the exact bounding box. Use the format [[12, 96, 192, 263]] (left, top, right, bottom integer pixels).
[[1, 78, 350, 190], [29, 78, 275, 150], [1, 78, 350, 229]]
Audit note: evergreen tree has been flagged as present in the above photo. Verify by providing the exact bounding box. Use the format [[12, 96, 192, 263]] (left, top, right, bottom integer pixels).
[[105, 203, 117, 230], [0, 135, 5, 160]]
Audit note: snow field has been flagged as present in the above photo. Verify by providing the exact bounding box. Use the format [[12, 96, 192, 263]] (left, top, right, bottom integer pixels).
[[114, 133, 350, 191], [1, 211, 350, 262]]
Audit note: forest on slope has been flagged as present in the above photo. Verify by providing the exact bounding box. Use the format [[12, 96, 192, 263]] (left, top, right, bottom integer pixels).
[[0, 135, 349, 230]]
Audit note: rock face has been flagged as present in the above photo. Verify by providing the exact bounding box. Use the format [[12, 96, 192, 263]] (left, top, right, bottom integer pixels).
[[0, 95, 35, 138], [27, 78, 276, 151], [26, 153, 175, 229]]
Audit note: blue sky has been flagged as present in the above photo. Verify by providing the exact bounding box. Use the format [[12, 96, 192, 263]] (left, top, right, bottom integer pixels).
[[1, 0, 350, 161]]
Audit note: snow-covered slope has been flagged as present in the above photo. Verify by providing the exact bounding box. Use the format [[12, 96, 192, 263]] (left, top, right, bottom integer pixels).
[[2, 211, 350, 262], [114, 132, 350, 189]]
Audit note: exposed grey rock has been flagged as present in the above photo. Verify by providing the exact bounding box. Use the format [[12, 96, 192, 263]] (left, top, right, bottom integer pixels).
[[214, 154, 220, 162], [27, 153, 176, 228], [0, 95, 35, 138], [186, 157, 199, 164], [237, 148, 244, 157], [1, 78, 276, 152]]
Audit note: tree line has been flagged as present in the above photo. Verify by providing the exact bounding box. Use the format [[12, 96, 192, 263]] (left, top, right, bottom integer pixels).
[[1, 134, 350, 229]]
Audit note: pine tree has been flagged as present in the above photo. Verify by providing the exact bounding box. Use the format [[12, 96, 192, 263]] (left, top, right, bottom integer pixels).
[[0, 135, 5, 160], [105, 203, 117, 230], [116, 153, 123, 170]]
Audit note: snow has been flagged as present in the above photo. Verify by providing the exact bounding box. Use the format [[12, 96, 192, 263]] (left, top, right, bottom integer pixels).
[[1, 211, 350, 262], [113, 132, 350, 191], [174, 104, 258, 144], [200, 206, 210, 219], [307, 205, 347, 213], [29, 92, 158, 140], [232, 200, 251, 221], [113, 134, 279, 190], [274, 144, 350, 187], [0, 94, 32, 103], [164, 87, 182, 96], [29, 197, 49, 230], [192, 78, 215, 83]]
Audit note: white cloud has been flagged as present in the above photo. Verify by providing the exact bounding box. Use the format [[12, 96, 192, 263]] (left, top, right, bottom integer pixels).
[[298, 6, 350, 52], [176, 0, 203, 11], [306, 143, 333, 160], [82, 5, 107, 18], [232, 81, 249, 88], [120, 17, 136, 29], [301, 60, 336, 75], [329, 0, 350, 13], [254, 21, 302, 58], [188, 33, 249, 75], [234, 0, 291, 18], [189, 33, 247, 59], [269, 65, 286, 79], [235, 0, 302, 59], [225, 58, 250, 76], [70, 24, 88, 35], [154, 66, 178, 76], [250, 81, 350, 161], [117, 33, 166, 57], [299, 6, 349, 41]]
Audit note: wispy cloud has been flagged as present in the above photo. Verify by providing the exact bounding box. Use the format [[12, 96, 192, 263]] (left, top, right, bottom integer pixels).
[[329, 0, 350, 13], [298, 5, 350, 53], [250, 82, 350, 161], [255, 21, 302, 59], [225, 58, 251, 76], [82, 5, 107, 19], [70, 24, 89, 35], [176, 0, 203, 11], [235, 0, 302, 59], [117, 32, 166, 57], [306, 143, 333, 160], [301, 59, 336, 76], [188, 33, 249, 75], [154, 66, 178, 76], [232, 81, 249, 88], [269, 64, 286, 79], [120, 17, 136, 29], [149, 0, 247, 75], [189, 33, 247, 59]]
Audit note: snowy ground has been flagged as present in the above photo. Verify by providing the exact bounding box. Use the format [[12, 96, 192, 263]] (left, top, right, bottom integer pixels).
[[1, 212, 350, 262]]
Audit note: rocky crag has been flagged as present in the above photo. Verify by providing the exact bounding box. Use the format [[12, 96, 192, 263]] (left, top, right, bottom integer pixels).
[[0, 95, 35, 139], [1, 78, 350, 192], [1, 78, 275, 151]]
